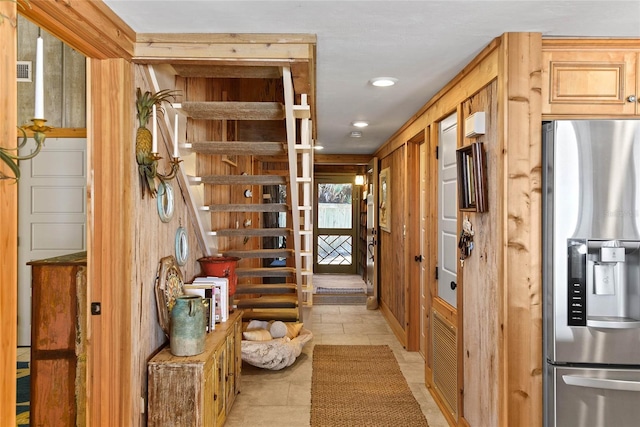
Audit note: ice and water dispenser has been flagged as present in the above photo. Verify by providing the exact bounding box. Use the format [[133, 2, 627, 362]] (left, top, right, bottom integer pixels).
[[567, 239, 640, 328]]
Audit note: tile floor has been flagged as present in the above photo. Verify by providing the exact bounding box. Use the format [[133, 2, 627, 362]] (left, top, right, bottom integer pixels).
[[225, 304, 450, 427], [15, 305, 450, 427]]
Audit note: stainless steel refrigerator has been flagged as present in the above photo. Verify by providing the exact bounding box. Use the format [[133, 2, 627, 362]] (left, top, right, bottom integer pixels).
[[543, 120, 640, 427]]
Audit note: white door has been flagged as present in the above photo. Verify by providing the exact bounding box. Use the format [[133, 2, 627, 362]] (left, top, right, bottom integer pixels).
[[437, 114, 458, 307], [419, 141, 428, 356], [17, 138, 87, 346]]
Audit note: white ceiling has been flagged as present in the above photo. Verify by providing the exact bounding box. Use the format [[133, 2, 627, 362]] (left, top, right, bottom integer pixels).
[[103, 1, 640, 155]]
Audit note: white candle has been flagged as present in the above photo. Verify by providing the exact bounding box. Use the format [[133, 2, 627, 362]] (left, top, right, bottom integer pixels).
[[173, 113, 179, 158], [34, 35, 44, 119], [152, 104, 157, 153]]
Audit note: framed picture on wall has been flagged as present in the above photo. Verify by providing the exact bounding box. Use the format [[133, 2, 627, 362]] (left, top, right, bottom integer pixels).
[[379, 167, 391, 232]]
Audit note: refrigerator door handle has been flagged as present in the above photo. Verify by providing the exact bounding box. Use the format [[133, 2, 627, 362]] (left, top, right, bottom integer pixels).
[[563, 375, 640, 392], [586, 319, 640, 329]]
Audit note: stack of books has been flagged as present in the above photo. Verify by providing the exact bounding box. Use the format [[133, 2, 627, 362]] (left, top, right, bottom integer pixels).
[[183, 277, 229, 331]]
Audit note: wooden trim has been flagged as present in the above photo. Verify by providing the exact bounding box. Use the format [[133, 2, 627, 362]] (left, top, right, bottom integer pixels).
[[136, 33, 317, 45], [542, 37, 640, 51], [379, 300, 407, 347], [314, 154, 372, 165], [432, 297, 457, 329], [86, 58, 135, 426], [21, 127, 87, 139], [19, 0, 135, 59], [134, 43, 312, 61], [498, 32, 543, 427], [0, 2, 18, 425]]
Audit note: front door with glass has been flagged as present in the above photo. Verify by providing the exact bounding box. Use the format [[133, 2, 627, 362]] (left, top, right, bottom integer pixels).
[[314, 175, 358, 274]]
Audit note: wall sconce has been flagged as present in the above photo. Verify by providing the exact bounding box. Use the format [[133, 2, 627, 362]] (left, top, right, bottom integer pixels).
[[355, 175, 365, 186], [1, 30, 51, 181], [135, 88, 181, 198]]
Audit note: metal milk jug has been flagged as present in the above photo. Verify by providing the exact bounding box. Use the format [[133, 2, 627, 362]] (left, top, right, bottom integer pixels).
[[170, 295, 205, 356]]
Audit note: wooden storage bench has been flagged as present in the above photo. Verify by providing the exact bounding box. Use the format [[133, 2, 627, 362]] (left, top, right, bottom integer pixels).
[[147, 310, 242, 427]]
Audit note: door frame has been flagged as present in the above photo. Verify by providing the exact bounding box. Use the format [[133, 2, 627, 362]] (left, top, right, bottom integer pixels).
[[314, 173, 359, 274], [1, 2, 136, 425]]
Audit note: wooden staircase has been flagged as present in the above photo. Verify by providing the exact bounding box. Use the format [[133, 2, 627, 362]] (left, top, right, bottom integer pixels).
[[145, 61, 314, 323]]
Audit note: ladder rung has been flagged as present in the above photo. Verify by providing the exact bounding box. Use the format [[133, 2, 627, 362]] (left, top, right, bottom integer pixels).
[[296, 177, 312, 183], [294, 145, 313, 151], [188, 176, 202, 184]]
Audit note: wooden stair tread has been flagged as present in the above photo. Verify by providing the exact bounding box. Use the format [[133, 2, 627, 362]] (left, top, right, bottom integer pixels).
[[212, 228, 291, 237], [222, 248, 293, 258], [205, 203, 287, 213], [241, 308, 299, 322], [236, 267, 295, 277], [189, 141, 285, 156], [194, 175, 287, 185], [182, 101, 285, 120], [235, 283, 296, 294], [235, 295, 298, 309]]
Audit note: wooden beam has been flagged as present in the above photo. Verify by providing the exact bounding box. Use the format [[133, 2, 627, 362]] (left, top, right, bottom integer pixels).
[[498, 32, 543, 427], [314, 154, 373, 165], [0, 2, 18, 425], [172, 64, 282, 79], [182, 101, 285, 121], [136, 33, 317, 45], [18, 0, 135, 59]]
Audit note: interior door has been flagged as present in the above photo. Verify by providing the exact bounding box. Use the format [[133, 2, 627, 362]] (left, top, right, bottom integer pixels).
[[314, 174, 358, 274], [419, 141, 428, 357], [438, 113, 458, 307], [17, 137, 87, 346]]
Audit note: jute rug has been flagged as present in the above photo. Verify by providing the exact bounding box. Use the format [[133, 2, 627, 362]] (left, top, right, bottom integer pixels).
[[311, 345, 429, 426]]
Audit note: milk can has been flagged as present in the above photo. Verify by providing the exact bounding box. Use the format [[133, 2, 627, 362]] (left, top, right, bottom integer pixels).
[[170, 295, 205, 356]]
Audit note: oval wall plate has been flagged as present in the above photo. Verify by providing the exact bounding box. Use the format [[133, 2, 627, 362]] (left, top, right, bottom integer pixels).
[[157, 181, 174, 223], [175, 226, 188, 266]]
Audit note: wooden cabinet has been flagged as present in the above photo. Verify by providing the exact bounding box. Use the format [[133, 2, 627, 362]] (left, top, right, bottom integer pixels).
[[28, 251, 87, 427], [147, 310, 242, 427], [542, 44, 640, 116]]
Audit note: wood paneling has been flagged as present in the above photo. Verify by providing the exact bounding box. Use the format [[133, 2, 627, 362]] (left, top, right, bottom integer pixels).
[[378, 147, 407, 344], [17, 15, 86, 128], [0, 2, 18, 425], [461, 80, 500, 427]]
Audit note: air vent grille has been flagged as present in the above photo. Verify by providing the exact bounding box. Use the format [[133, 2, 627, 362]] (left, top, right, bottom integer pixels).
[[17, 61, 32, 82], [432, 308, 458, 417]]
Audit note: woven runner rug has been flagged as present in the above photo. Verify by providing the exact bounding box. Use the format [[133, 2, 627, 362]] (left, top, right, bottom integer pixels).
[[311, 345, 429, 427]]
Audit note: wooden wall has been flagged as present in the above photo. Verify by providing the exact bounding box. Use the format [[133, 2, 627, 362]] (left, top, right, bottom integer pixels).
[[460, 80, 500, 427], [378, 146, 408, 344], [374, 33, 542, 427], [17, 15, 86, 128]]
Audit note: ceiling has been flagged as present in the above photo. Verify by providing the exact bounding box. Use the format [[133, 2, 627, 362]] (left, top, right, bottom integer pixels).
[[103, 1, 640, 155]]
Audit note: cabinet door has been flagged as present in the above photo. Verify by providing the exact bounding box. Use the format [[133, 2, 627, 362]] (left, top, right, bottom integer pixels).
[[225, 334, 236, 411], [214, 347, 226, 424], [542, 50, 637, 115], [203, 362, 215, 427], [234, 319, 242, 395]]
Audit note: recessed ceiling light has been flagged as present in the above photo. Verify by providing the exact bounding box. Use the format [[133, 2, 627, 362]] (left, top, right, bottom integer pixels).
[[350, 131, 363, 138], [370, 77, 398, 87], [352, 121, 369, 128], [314, 145, 324, 150]]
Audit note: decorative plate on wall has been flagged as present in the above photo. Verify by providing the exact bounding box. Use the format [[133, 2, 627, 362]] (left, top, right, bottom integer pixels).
[[156, 180, 175, 223], [154, 255, 184, 336], [175, 226, 188, 266]]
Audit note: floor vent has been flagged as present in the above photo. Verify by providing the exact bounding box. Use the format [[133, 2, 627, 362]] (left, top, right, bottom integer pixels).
[[17, 61, 32, 82], [432, 308, 458, 417]]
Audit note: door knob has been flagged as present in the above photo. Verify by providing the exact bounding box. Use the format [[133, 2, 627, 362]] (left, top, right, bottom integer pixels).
[[414, 255, 424, 262], [627, 95, 637, 103], [450, 281, 457, 290]]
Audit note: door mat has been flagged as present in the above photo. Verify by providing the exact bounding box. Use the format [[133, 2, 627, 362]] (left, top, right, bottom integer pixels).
[[315, 287, 365, 294], [311, 345, 429, 426]]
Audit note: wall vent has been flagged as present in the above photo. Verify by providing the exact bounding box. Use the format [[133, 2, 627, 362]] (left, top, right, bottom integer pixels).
[[17, 61, 32, 82], [432, 308, 458, 418]]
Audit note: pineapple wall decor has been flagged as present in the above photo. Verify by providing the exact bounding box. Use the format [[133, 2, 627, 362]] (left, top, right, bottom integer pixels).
[[135, 88, 181, 198]]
